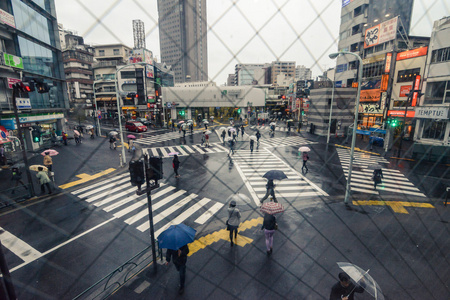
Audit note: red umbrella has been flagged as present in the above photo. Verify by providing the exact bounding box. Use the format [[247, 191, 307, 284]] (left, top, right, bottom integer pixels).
[[260, 202, 285, 215], [127, 134, 136, 139]]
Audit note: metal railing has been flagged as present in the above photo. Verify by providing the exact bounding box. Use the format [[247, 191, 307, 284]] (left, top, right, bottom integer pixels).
[[72, 243, 162, 300]]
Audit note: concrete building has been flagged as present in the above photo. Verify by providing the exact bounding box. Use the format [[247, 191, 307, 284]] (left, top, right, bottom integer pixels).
[[0, 0, 68, 151], [92, 44, 132, 118], [412, 16, 450, 163], [234, 63, 267, 86], [157, 0, 208, 84], [226, 74, 236, 86], [270, 61, 295, 86], [59, 25, 94, 109], [295, 65, 312, 81]]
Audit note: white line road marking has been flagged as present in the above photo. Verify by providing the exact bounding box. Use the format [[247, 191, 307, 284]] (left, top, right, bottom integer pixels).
[[0, 227, 41, 263], [9, 217, 116, 273], [194, 202, 224, 224]]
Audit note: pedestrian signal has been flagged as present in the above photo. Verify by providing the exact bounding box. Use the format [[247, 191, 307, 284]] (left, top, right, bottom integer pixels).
[[147, 156, 163, 182], [32, 130, 40, 142], [129, 160, 145, 187]]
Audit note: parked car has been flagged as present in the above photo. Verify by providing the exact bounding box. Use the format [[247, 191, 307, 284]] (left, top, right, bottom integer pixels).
[[138, 118, 152, 127], [125, 121, 147, 133]]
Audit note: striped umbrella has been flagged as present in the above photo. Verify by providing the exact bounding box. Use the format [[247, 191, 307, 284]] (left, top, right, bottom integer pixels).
[[260, 202, 285, 215]]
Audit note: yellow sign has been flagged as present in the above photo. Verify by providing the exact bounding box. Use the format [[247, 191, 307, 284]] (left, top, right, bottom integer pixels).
[[122, 107, 137, 110]]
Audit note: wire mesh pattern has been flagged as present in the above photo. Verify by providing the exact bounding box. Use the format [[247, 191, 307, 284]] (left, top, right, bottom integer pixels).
[[2, 0, 450, 299]]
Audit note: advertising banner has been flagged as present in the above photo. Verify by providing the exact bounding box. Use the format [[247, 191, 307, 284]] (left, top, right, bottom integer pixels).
[[399, 85, 412, 97], [359, 104, 383, 114], [360, 79, 381, 102], [0, 8, 15, 28], [364, 16, 398, 49], [396, 47, 428, 61]]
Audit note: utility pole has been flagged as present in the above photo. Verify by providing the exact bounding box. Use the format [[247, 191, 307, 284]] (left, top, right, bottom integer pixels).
[[144, 154, 157, 274], [12, 85, 35, 197]]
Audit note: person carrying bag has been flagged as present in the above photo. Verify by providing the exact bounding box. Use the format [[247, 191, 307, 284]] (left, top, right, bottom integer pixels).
[[226, 200, 241, 247]]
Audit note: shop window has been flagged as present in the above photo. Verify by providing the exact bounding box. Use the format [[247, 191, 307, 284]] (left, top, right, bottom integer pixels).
[[397, 68, 420, 83], [422, 119, 446, 140], [350, 43, 359, 52], [424, 81, 447, 105]]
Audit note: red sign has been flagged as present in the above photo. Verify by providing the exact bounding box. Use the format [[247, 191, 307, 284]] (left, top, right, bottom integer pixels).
[[384, 53, 392, 73], [7, 78, 21, 89], [387, 110, 415, 118], [396, 47, 428, 61], [399, 85, 412, 97], [360, 89, 381, 102], [411, 75, 421, 107]]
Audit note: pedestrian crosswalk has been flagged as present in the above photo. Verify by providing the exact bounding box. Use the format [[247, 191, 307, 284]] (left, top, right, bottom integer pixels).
[[144, 142, 229, 158], [336, 148, 426, 197], [231, 148, 329, 205], [70, 173, 224, 237], [134, 131, 199, 146], [257, 136, 317, 148], [251, 125, 294, 132]]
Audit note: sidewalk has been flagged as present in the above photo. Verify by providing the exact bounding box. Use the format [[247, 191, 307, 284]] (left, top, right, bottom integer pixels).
[[109, 197, 450, 299]]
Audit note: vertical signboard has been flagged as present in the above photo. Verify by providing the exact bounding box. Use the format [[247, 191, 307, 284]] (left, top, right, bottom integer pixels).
[[411, 75, 421, 107], [384, 53, 392, 73]]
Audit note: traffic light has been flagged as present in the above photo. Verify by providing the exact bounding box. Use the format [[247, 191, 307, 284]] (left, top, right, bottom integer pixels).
[[127, 93, 137, 98], [179, 110, 185, 116], [301, 110, 305, 116], [14, 81, 35, 93], [35, 81, 50, 93], [391, 119, 398, 127], [129, 160, 145, 188], [282, 95, 286, 100], [32, 129, 40, 143], [147, 156, 163, 182], [237, 108, 241, 114]]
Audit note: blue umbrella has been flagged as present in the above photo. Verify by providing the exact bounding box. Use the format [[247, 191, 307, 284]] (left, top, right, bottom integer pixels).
[[158, 224, 196, 250], [263, 170, 288, 180]]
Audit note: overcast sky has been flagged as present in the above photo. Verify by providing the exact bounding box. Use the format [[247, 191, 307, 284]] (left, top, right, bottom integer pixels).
[[54, 0, 449, 85]]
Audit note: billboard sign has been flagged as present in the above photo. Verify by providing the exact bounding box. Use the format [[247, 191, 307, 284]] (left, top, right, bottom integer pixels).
[[396, 47, 428, 61], [399, 85, 412, 97], [0, 8, 15, 28], [3, 53, 23, 69], [360, 79, 381, 102], [364, 16, 398, 49], [384, 52, 392, 73]]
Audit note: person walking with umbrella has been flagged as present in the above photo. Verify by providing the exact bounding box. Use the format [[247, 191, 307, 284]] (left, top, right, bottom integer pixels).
[[227, 200, 241, 247], [204, 131, 210, 147], [302, 151, 309, 173], [166, 244, 189, 295], [36, 166, 52, 195], [329, 272, 365, 300], [261, 210, 277, 255], [109, 134, 117, 149], [173, 154, 181, 178], [261, 179, 276, 203], [43, 151, 53, 172], [160, 224, 195, 295]]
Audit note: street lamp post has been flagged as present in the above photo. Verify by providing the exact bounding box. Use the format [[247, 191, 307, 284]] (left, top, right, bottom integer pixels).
[[326, 75, 336, 144], [92, 80, 103, 136], [115, 62, 150, 166], [329, 51, 363, 205]]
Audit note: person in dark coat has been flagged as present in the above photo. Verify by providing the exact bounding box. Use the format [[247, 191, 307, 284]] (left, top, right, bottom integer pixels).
[[166, 244, 189, 295], [11, 167, 28, 194], [256, 130, 261, 142], [260, 179, 276, 203], [173, 154, 180, 178], [330, 272, 365, 300], [302, 152, 309, 173], [261, 212, 277, 255], [249, 139, 254, 153], [221, 130, 226, 143], [372, 169, 383, 189], [241, 125, 245, 137]]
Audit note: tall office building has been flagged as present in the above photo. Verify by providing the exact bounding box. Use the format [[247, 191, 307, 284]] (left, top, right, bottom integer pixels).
[[157, 0, 208, 83]]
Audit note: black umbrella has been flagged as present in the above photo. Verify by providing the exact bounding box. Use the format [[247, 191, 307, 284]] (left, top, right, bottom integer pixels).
[[263, 170, 287, 180]]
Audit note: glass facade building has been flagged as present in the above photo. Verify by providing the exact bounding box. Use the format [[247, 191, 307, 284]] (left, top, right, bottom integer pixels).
[[0, 0, 68, 150]]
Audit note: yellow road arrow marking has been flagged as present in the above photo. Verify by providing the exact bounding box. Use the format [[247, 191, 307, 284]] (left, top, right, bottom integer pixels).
[[59, 168, 116, 189], [188, 217, 263, 256], [353, 200, 434, 214]]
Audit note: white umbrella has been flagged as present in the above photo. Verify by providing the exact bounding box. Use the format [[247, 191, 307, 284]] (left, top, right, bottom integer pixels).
[[203, 120, 209, 124], [109, 131, 118, 136], [298, 146, 311, 152], [337, 262, 385, 300], [229, 128, 236, 132], [249, 135, 257, 141], [227, 126, 234, 130], [270, 122, 276, 126], [85, 125, 94, 130], [204, 130, 212, 134]]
